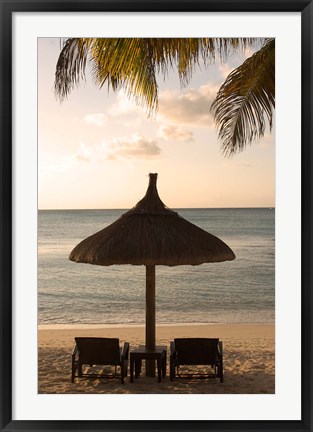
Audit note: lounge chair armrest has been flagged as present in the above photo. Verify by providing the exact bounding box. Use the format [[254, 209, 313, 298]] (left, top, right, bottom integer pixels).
[[170, 341, 177, 358], [218, 341, 223, 356], [121, 342, 129, 360], [72, 344, 79, 359], [170, 341, 175, 355]]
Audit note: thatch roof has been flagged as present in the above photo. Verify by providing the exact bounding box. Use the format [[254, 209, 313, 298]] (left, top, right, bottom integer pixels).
[[69, 173, 235, 266]]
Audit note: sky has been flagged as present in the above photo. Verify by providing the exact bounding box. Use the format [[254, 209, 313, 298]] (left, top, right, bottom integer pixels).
[[38, 38, 275, 210]]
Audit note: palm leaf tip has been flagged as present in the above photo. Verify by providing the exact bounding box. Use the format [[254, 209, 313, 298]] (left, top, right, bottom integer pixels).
[[54, 38, 90, 101], [211, 38, 275, 156]]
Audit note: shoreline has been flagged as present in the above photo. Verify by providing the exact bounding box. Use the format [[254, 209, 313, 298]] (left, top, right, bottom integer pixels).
[[38, 323, 274, 345], [38, 321, 274, 330]]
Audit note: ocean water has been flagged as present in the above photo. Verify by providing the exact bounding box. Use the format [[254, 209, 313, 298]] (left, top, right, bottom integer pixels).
[[38, 208, 275, 325]]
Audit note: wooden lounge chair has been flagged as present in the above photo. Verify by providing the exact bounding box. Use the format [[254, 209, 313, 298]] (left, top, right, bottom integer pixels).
[[71, 337, 129, 384], [170, 338, 223, 382]]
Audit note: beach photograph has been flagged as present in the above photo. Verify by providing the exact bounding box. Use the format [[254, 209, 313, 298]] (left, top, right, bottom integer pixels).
[[38, 37, 275, 394]]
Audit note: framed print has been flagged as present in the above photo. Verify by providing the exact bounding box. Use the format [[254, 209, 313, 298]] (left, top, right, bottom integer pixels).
[[1, 1, 312, 431]]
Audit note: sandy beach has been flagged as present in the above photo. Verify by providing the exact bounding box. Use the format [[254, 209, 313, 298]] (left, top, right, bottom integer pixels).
[[38, 323, 274, 394]]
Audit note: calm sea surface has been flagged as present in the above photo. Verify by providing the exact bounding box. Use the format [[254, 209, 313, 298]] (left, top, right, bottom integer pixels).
[[38, 208, 275, 325]]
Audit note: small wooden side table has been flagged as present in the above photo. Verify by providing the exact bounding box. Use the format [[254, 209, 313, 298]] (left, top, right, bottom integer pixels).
[[130, 345, 167, 383]]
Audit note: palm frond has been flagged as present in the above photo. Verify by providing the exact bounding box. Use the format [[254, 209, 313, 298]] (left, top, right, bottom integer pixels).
[[89, 38, 159, 114], [54, 38, 90, 101], [145, 37, 262, 87], [54, 37, 264, 115], [211, 38, 275, 156]]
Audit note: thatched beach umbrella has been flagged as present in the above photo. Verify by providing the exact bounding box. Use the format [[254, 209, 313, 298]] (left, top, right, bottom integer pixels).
[[69, 173, 235, 374]]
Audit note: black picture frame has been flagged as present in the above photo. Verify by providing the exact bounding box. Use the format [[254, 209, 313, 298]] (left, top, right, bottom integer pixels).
[[1, 1, 312, 431]]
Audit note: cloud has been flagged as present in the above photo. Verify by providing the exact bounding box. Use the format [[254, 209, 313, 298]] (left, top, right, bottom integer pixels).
[[108, 91, 140, 116], [75, 154, 90, 162], [72, 134, 161, 163], [73, 142, 91, 162], [106, 134, 161, 159], [243, 46, 257, 60], [216, 45, 259, 82], [159, 124, 193, 142], [158, 84, 217, 127], [106, 90, 145, 127], [218, 63, 234, 79], [84, 113, 106, 127]]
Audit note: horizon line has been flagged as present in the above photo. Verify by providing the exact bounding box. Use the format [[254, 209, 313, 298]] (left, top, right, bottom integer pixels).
[[38, 206, 275, 211]]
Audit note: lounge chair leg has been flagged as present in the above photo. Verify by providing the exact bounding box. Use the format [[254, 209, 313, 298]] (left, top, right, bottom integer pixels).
[[220, 364, 223, 383], [130, 359, 134, 383], [121, 366, 125, 384], [78, 362, 83, 378], [71, 358, 76, 383], [170, 365, 174, 381], [219, 359, 224, 382], [135, 359, 141, 378], [162, 352, 166, 378]]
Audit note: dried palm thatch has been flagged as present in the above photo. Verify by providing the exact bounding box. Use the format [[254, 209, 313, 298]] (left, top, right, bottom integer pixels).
[[69, 173, 235, 367], [69, 173, 235, 266]]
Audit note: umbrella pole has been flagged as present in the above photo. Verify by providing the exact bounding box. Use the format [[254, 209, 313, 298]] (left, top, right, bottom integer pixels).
[[145, 265, 156, 376]]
